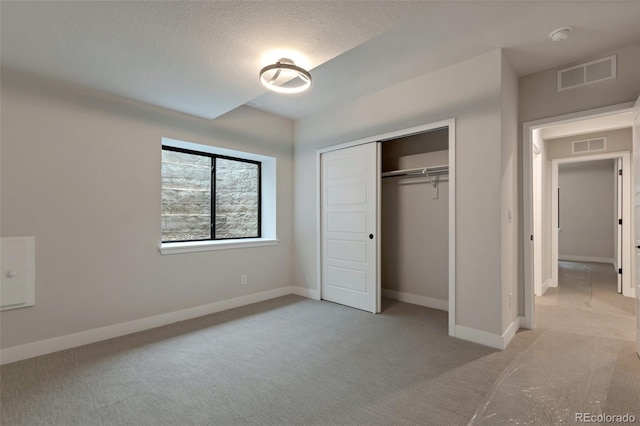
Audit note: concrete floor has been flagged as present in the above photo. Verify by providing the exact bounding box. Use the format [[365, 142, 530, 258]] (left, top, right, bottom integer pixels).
[[473, 261, 639, 424]]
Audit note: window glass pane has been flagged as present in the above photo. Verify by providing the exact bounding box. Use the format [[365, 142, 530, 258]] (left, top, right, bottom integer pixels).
[[162, 150, 211, 241], [215, 158, 259, 238]]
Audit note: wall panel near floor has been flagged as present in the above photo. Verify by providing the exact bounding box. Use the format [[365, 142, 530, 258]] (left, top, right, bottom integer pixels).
[[0, 69, 294, 352]]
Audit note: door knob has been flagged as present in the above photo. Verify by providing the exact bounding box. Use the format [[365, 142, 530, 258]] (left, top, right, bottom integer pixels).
[[369, 234, 374, 239]]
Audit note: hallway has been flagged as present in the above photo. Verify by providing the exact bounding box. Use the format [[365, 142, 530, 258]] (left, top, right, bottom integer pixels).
[[474, 261, 639, 424], [537, 262, 636, 341]]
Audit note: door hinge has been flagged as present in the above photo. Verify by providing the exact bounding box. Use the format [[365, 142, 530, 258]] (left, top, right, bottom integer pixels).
[[530, 234, 533, 241], [618, 268, 622, 274], [619, 218, 622, 225], [618, 169, 622, 176]]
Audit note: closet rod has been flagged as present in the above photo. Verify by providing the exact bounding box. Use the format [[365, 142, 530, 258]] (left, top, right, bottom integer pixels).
[[381, 165, 448, 179]]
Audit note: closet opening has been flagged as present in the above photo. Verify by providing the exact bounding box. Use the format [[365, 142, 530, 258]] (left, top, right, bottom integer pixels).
[[317, 118, 455, 336], [380, 127, 450, 321]]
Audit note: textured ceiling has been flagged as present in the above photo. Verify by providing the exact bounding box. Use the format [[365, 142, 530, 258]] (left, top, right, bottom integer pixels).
[[1, 1, 639, 120], [253, 1, 640, 118], [0, 1, 428, 119]]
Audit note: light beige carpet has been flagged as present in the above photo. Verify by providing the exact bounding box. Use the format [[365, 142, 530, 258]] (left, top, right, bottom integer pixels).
[[2, 263, 638, 425]]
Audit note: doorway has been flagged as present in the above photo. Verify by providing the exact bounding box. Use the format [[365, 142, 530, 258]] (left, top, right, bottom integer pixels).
[[523, 102, 637, 330], [551, 152, 631, 297]]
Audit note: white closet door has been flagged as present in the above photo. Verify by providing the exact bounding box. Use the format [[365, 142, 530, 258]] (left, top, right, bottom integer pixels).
[[321, 142, 378, 313]]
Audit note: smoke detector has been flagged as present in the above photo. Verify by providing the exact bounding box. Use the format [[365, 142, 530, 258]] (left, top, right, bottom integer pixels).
[[549, 27, 572, 42]]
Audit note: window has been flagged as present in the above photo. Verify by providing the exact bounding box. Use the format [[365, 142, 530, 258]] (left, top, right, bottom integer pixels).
[[159, 138, 277, 254], [162, 146, 261, 242]]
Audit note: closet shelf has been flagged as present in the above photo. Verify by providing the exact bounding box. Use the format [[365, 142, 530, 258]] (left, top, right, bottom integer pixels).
[[381, 165, 448, 179]]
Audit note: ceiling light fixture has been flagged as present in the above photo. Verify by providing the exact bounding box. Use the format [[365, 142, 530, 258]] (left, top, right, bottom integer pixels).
[[549, 27, 572, 42], [259, 58, 312, 94]]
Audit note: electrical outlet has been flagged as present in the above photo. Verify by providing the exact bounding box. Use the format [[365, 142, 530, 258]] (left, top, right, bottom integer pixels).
[[241, 275, 247, 285]]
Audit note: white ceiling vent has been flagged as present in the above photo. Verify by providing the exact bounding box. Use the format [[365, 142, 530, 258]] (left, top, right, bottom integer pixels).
[[572, 137, 607, 154], [557, 55, 616, 91]]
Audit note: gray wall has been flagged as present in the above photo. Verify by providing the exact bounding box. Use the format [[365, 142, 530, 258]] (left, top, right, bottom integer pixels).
[[0, 69, 294, 349], [558, 160, 616, 261], [519, 44, 640, 123], [548, 128, 632, 160], [517, 43, 640, 313], [294, 49, 518, 337]]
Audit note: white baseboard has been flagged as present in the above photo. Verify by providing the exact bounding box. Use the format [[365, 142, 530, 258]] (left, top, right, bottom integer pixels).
[[454, 316, 522, 350], [502, 316, 523, 349], [382, 289, 448, 312], [559, 255, 615, 266], [1, 285, 521, 364], [0, 286, 298, 365], [541, 278, 553, 295], [292, 286, 320, 300]]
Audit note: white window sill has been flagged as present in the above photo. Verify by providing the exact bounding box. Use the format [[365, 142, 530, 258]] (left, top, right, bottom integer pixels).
[[159, 238, 279, 255]]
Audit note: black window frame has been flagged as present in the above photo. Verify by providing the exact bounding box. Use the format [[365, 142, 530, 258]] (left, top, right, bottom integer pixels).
[[162, 145, 262, 243]]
